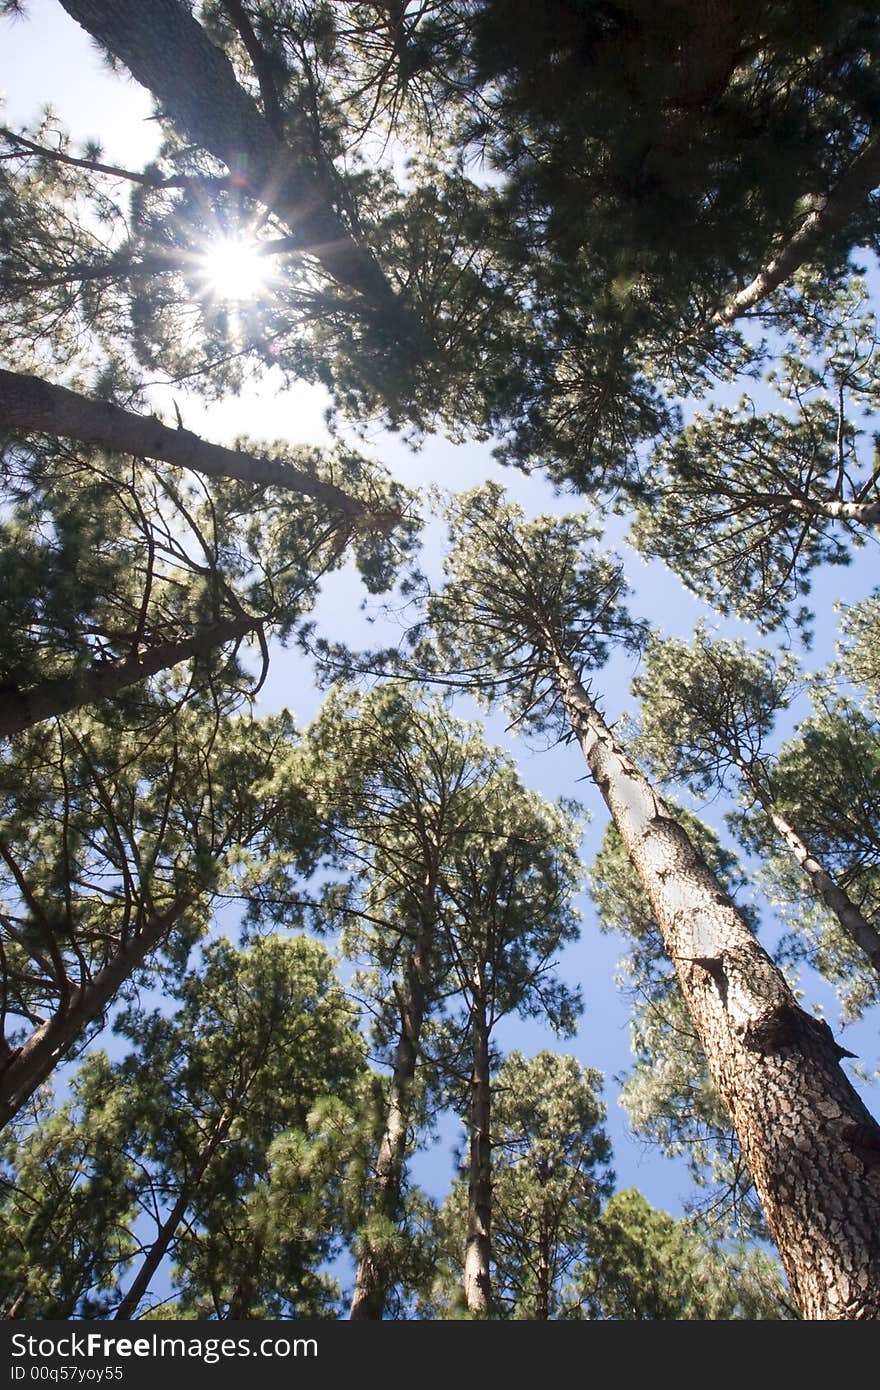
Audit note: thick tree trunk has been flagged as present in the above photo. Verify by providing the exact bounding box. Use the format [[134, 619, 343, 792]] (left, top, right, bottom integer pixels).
[[57, 0, 397, 307], [349, 922, 431, 1320], [0, 897, 195, 1132], [712, 135, 880, 326], [114, 1108, 232, 1320], [463, 986, 492, 1317], [735, 759, 880, 983], [0, 369, 370, 517], [0, 616, 258, 740], [542, 632, 880, 1319]]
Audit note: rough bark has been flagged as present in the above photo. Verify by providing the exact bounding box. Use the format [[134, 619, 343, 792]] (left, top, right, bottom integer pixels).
[[0, 616, 259, 741], [57, 0, 397, 306], [542, 629, 880, 1320], [349, 921, 431, 1320], [114, 1108, 233, 1320], [463, 984, 492, 1317], [712, 134, 880, 326], [0, 897, 195, 1132], [734, 758, 880, 983], [0, 369, 371, 517]]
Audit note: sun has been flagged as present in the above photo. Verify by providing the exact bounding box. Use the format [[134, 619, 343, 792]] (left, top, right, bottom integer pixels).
[[198, 236, 272, 303]]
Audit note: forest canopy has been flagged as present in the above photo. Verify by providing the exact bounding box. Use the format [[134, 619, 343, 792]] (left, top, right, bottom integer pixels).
[[0, 0, 879, 1322]]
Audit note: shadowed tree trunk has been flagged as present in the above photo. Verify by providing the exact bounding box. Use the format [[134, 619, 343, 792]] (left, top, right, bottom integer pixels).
[[0, 616, 259, 740], [0, 369, 372, 517], [57, 0, 399, 308], [712, 134, 880, 325], [463, 981, 491, 1317]]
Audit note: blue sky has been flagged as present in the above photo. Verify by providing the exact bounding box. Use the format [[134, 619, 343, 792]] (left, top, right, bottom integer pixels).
[[2, 0, 879, 1261]]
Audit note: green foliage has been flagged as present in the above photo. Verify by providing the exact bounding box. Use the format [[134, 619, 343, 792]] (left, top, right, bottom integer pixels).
[[572, 1189, 793, 1320], [466, 1, 880, 328], [732, 694, 880, 1020], [105, 934, 366, 1318], [484, 1050, 613, 1319], [0, 1078, 137, 1318], [632, 628, 797, 796], [415, 484, 640, 734], [0, 705, 323, 1067], [633, 276, 880, 631], [839, 590, 880, 707]]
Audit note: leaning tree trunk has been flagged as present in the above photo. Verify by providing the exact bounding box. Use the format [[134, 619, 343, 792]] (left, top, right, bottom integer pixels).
[[114, 1108, 232, 1320], [712, 134, 880, 326], [350, 919, 432, 1320], [0, 616, 259, 740], [0, 896, 195, 1132], [57, 0, 396, 307], [541, 627, 880, 1319], [0, 369, 372, 518], [733, 756, 880, 982], [463, 982, 492, 1317]]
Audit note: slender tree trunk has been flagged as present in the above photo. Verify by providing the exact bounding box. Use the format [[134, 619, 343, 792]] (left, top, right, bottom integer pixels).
[[463, 984, 492, 1317], [56, 0, 396, 307], [734, 759, 880, 982], [0, 897, 195, 1132], [712, 134, 880, 326], [349, 921, 432, 1320], [0, 616, 258, 741], [0, 369, 371, 517], [535, 1192, 552, 1321], [114, 1109, 233, 1320], [3, 1288, 30, 1320], [541, 629, 880, 1319]]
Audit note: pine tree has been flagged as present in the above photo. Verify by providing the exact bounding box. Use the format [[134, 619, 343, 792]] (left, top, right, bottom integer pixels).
[[633, 631, 880, 988], [0, 706, 323, 1127], [413, 484, 880, 1319]]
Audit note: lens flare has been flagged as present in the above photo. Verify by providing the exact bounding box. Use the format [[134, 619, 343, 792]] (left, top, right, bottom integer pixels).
[[199, 236, 271, 302]]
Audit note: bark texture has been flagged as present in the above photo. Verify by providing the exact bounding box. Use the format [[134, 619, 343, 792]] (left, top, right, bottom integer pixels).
[[463, 986, 492, 1316], [57, 0, 396, 305], [0, 616, 259, 741], [0, 369, 369, 517], [0, 897, 195, 1132], [543, 633, 880, 1320]]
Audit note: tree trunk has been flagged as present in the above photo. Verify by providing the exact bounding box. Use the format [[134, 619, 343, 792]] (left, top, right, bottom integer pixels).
[[734, 759, 880, 983], [0, 368, 370, 517], [542, 630, 880, 1319], [57, 0, 397, 307], [712, 135, 880, 326], [0, 616, 259, 741], [0, 897, 195, 1132], [349, 921, 432, 1320], [779, 493, 880, 526], [535, 1193, 552, 1320], [114, 1109, 233, 1320], [463, 985, 492, 1317]]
